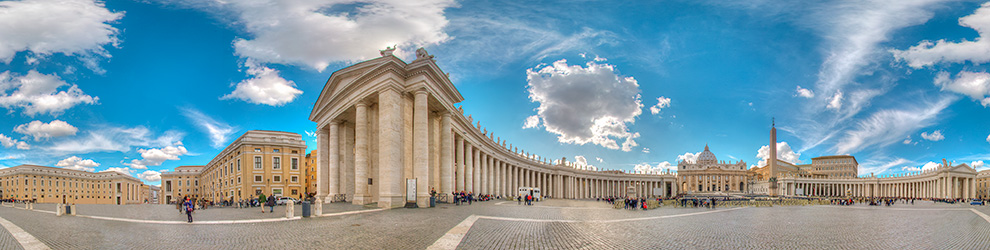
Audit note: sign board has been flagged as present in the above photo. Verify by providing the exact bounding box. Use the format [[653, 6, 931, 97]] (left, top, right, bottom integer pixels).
[[652, 188, 662, 196], [406, 179, 417, 202], [626, 186, 636, 197], [795, 188, 804, 196]]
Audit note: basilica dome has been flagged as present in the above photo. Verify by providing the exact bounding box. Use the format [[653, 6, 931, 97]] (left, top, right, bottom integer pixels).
[[697, 144, 717, 164]]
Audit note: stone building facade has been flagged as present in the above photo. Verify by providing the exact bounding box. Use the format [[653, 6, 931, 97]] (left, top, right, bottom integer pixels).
[[159, 130, 307, 204], [0, 165, 148, 205], [677, 145, 750, 194]]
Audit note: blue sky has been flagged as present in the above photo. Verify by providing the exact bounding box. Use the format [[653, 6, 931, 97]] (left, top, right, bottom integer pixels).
[[1, 0, 990, 186]]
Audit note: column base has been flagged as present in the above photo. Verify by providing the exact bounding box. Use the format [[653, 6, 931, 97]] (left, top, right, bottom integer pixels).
[[377, 196, 405, 208], [416, 195, 430, 208], [352, 195, 370, 205]]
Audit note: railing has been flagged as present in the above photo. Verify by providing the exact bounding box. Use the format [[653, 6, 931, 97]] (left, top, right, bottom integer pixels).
[[332, 194, 347, 203], [435, 193, 449, 203]]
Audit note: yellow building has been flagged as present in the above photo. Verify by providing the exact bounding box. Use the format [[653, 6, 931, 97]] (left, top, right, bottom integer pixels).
[[159, 130, 307, 204], [305, 150, 317, 197], [978, 170, 990, 200], [0, 165, 147, 205]]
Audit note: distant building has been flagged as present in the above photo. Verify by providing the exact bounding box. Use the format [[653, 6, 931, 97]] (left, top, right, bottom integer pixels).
[[159, 130, 307, 204], [676, 145, 750, 193], [978, 170, 990, 200], [305, 150, 317, 197], [0, 165, 147, 205]]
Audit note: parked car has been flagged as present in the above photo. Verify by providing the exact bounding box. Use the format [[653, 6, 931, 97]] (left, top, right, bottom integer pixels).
[[276, 197, 299, 205], [971, 199, 984, 205]]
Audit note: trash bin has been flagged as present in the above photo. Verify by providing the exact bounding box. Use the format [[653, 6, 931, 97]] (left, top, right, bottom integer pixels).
[[430, 197, 436, 207], [301, 201, 311, 218]]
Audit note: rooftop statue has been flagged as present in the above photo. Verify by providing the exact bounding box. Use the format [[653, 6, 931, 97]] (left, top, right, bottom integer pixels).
[[416, 47, 434, 60], [380, 45, 396, 56]]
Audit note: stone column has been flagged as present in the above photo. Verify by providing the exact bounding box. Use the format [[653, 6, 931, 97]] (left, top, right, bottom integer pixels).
[[465, 144, 474, 193], [441, 114, 453, 194], [473, 148, 481, 194], [317, 125, 330, 201], [413, 90, 430, 207], [378, 88, 404, 208], [353, 102, 370, 205], [328, 122, 340, 200], [480, 154, 487, 195], [456, 136, 465, 191]]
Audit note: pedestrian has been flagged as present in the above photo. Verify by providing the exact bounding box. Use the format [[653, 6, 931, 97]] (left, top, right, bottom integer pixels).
[[267, 195, 276, 213], [183, 198, 194, 223], [518, 195, 522, 205]]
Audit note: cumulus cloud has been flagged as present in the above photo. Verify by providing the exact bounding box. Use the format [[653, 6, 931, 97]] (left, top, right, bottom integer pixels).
[[921, 161, 941, 172], [105, 167, 132, 175], [987, 133, 990, 144], [138, 170, 162, 182], [902, 136, 914, 145], [755, 141, 802, 167], [48, 125, 183, 154], [221, 61, 302, 106], [795, 86, 814, 98], [677, 151, 701, 164], [933, 71, 990, 107], [834, 98, 953, 154], [525, 59, 643, 151], [13, 120, 78, 141], [642, 148, 650, 153], [892, 3, 990, 68], [0, 133, 29, 150], [595, 157, 603, 163], [0, 71, 99, 116], [634, 162, 674, 174], [522, 115, 540, 129], [180, 107, 236, 148], [649, 96, 671, 116], [0, 0, 123, 63], [123, 142, 188, 170], [972, 160, 986, 170], [920, 130, 944, 141], [222, 0, 454, 71], [570, 155, 597, 171], [55, 156, 99, 172], [826, 91, 843, 110]]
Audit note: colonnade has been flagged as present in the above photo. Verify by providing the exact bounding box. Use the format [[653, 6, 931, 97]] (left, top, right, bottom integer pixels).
[[311, 50, 678, 208], [784, 173, 977, 199]]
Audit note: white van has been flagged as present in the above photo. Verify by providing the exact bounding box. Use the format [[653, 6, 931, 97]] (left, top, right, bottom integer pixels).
[[518, 187, 542, 201]]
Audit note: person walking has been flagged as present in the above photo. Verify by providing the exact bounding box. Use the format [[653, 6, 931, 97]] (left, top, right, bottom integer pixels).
[[267, 195, 276, 213], [259, 193, 267, 213], [183, 198, 194, 223], [176, 196, 185, 214]]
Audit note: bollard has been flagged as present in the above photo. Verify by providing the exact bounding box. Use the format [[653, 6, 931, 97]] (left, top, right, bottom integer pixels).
[[286, 201, 295, 218], [313, 198, 323, 216], [56, 203, 63, 216], [70, 204, 77, 215]]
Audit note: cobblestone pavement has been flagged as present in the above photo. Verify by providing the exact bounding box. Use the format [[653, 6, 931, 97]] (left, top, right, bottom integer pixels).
[[0, 199, 987, 249], [22, 202, 369, 222], [0, 222, 24, 250]]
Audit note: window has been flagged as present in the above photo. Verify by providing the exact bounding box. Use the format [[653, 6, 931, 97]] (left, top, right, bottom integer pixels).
[[254, 176, 262, 183], [291, 176, 298, 182], [273, 149, 280, 153], [291, 158, 299, 170], [254, 156, 262, 169], [273, 157, 281, 170], [237, 159, 241, 171], [273, 176, 281, 182], [254, 148, 261, 152], [237, 177, 241, 184]]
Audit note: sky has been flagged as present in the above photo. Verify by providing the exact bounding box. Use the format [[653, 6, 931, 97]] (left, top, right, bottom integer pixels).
[[1, 0, 990, 186]]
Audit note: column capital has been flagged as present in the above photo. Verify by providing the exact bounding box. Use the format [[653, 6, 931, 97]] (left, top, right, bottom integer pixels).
[[414, 89, 429, 95], [355, 101, 369, 108]]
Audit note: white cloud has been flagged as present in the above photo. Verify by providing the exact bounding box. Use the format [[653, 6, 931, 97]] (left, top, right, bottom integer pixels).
[[755, 141, 802, 167], [634, 161, 674, 174], [892, 3, 990, 68], [595, 157, 603, 163], [13, 120, 78, 141], [0, 71, 99, 116], [987, 133, 990, 144], [224, 0, 454, 71], [123, 142, 188, 170], [48, 126, 183, 154], [221, 61, 302, 106], [902, 136, 913, 145], [55, 156, 99, 172], [677, 152, 701, 164], [972, 160, 986, 170], [921, 161, 941, 171], [525, 59, 643, 152], [859, 157, 912, 175], [649, 96, 671, 116], [180, 107, 236, 148], [0, 0, 123, 63], [834, 98, 953, 154], [642, 148, 650, 153], [105, 167, 132, 175], [0, 133, 29, 150], [795, 86, 814, 98], [933, 71, 990, 107], [920, 130, 944, 141], [522, 115, 540, 129], [138, 170, 162, 182], [570, 155, 597, 171], [826, 90, 843, 110]]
